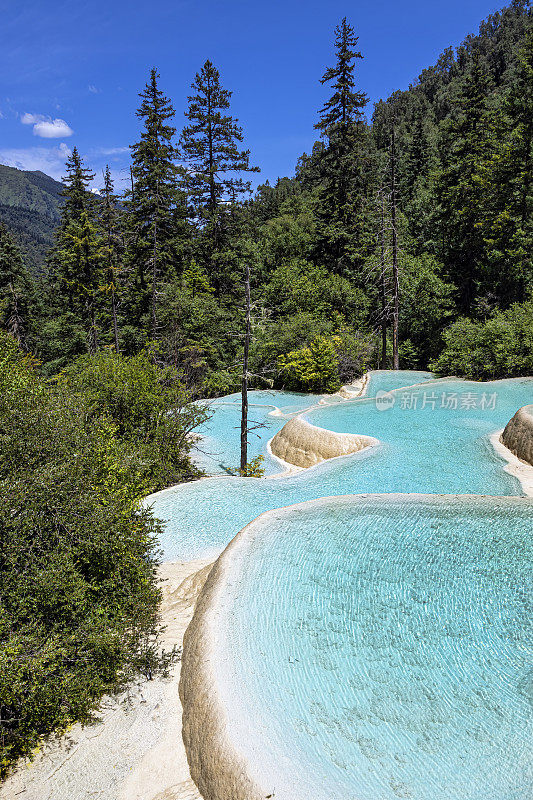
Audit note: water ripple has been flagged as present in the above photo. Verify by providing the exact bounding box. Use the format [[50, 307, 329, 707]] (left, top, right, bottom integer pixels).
[[215, 496, 533, 800]]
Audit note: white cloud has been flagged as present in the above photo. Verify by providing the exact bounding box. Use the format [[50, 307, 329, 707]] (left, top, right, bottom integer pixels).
[[21, 112, 73, 138], [88, 85, 100, 94], [0, 143, 72, 181], [21, 112, 46, 125], [33, 118, 73, 138], [91, 145, 129, 157]]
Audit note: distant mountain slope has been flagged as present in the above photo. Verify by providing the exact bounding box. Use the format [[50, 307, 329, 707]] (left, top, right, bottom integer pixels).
[[0, 164, 63, 273]]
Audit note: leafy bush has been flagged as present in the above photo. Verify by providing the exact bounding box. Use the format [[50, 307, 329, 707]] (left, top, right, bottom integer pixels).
[[238, 455, 266, 477], [278, 327, 374, 393], [279, 335, 342, 392], [57, 347, 209, 492], [0, 334, 164, 777], [430, 299, 533, 379], [251, 311, 334, 377]]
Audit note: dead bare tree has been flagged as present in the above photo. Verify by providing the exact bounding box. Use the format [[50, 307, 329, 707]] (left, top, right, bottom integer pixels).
[[390, 123, 400, 369], [240, 257, 251, 472]]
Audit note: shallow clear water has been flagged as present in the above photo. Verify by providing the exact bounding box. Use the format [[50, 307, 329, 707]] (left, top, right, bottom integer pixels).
[[150, 374, 533, 561], [191, 390, 326, 475], [364, 369, 435, 394], [217, 496, 533, 800], [149, 371, 533, 799], [190, 372, 435, 476]]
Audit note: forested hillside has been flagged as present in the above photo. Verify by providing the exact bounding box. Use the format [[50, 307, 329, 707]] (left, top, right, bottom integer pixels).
[[0, 165, 63, 272], [0, 0, 532, 777], [1, 0, 531, 387]]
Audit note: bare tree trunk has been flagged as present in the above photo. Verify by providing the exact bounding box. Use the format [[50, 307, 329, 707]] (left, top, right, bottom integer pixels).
[[151, 185, 159, 338], [7, 282, 25, 348], [89, 305, 99, 355], [112, 289, 120, 353], [240, 259, 251, 473], [379, 192, 388, 368], [390, 125, 400, 370]]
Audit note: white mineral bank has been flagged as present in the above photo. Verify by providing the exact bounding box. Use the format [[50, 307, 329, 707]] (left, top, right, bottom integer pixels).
[[270, 415, 377, 468], [4, 388, 533, 800], [0, 559, 213, 800]]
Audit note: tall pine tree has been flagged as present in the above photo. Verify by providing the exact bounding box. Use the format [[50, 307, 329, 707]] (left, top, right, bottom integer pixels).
[[480, 23, 533, 304], [180, 60, 258, 256], [127, 68, 181, 335], [99, 165, 124, 352], [314, 18, 373, 279], [48, 148, 103, 354], [435, 53, 497, 312]]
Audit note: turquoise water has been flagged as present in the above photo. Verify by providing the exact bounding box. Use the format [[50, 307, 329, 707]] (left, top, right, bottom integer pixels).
[[363, 369, 435, 394], [190, 372, 435, 476], [217, 496, 533, 800], [191, 390, 326, 475], [148, 371, 533, 799], [150, 374, 532, 561]]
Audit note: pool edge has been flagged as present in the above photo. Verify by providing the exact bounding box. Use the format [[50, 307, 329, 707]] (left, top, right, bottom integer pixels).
[[179, 492, 533, 800]]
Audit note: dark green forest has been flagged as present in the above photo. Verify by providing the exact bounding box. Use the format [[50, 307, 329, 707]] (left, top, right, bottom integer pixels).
[[1, 0, 532, 777], [1, 0, 532, 389]]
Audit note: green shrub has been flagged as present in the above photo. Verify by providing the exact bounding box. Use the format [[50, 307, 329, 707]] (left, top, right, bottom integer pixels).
[[278, 335, 342, 392], [0, 334, 164, 777], [430, 298, 533, 379], [57, 346, 209, 493], [238, 455, 266, 477]]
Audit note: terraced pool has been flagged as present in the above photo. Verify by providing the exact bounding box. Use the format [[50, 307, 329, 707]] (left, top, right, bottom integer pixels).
[[212, 496, 533, 800], [149, 372, 531, 560], [147, 371, 532, 800], [190, 370, 435, 476]]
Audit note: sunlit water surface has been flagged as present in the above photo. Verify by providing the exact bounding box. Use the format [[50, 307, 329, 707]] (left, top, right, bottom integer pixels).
[[190, 371, 435, 476], [217, 496, 533, 800], [150, 372, 532, 561], [146, 371, 533, 799]]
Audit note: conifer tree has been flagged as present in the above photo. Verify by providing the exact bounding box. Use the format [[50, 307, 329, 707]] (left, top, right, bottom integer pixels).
[[50, 147, 96, 303], [480, 24, 533, 303], [511, 25, 533, 234], [128, 68, 180, 335], [0, 223, 36, 349], [180, 60, 258, 232], [315, 17, 368, 142], [58, 210, 103, 353], [435, 53, 496, 312], [390, 124, 400, 370], [61, 146, 96, 223], [401, 112, 433, 200], [314, 18, 373, 278], [100, 166, 123, 352], [49, 148, 103, 354]]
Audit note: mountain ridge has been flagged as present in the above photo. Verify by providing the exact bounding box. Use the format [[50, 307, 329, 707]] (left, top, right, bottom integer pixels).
[[0, 163, 64, 273]]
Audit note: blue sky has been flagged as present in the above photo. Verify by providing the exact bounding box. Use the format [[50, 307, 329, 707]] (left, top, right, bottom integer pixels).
[[0, 0, 503, 191]]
